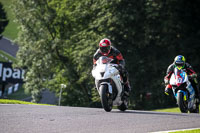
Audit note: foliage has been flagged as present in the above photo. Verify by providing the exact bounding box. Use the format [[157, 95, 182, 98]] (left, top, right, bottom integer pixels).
[[12, 0, 200, 109], [12, 0, 97, 105], [6, 86, 31, 100], [0, 1, 8, 39]]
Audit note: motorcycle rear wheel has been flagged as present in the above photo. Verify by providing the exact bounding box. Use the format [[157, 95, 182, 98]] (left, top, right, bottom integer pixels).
[[118, 100, 128, 111], [177, 92, 188, 113], [100, 85, 113, 112]]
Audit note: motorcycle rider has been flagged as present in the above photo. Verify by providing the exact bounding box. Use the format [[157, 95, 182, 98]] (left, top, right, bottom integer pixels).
[[93, 38, 131, 96], [164, 55, 200, 102]]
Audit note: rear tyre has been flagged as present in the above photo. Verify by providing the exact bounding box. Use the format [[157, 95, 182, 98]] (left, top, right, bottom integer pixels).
[[177, 92, 188, 113], [196, 104, 199, 113], [118, 100, 128, 111], [100, 85, 112, 112]]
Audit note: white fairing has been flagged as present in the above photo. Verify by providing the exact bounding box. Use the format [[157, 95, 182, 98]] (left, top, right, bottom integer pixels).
[[169, 73, 176, 85], [170, 69, 188, 86], [92, 56, 123, 106]]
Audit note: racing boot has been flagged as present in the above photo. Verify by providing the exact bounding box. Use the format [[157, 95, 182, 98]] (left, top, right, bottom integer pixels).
[[191, 79, 200, 104], [194, 86, 200, 104], [124, 81, 131, 97]]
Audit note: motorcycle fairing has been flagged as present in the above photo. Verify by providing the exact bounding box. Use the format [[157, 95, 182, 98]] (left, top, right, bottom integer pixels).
[[170, 68, 187, 87], [92, 56, 123, 106]]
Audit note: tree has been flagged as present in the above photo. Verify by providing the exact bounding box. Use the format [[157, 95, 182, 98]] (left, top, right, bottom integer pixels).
[[12, 0, 98, 105], [0, 2, 9, 39]]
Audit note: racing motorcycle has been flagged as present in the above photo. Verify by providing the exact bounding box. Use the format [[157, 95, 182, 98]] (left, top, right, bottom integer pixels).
[[170, 67, 199, 113], [92, 56, 128, 112]]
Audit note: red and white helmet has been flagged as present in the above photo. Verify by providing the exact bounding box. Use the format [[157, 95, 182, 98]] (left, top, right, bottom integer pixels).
[[99, 38, 111, 55]]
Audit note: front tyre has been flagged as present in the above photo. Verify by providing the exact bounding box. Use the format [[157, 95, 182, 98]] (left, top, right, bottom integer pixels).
[[100, 85, 113, 112], [177, 92, 188, 113]]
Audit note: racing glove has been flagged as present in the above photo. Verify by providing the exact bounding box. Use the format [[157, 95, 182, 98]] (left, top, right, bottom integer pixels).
[[164, 78, 169, 85], [188, 73, 197, 80]]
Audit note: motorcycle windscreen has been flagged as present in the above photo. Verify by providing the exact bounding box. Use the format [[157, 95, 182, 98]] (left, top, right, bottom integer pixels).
[[93, 56, 112, 79], [97, 56, 113, 65]]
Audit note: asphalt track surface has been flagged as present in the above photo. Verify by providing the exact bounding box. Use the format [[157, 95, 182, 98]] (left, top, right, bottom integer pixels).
[[0, 37, 18, 57], [0, 104, 200, 133]]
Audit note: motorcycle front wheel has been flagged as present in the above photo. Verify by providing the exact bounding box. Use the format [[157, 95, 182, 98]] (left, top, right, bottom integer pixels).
[[100, 84, 113, 112], [177, 92, 188, 113]]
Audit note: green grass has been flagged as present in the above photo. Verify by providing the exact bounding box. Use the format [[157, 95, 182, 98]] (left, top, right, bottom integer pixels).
[[0, 0, 19, 40], [0, 50, 17, 62], [169, 129, 200, 133], [0, 99, 53, 106], [153, 106, 200, 113], [153, 107, 181, 113], [0, 55, 7, 62]]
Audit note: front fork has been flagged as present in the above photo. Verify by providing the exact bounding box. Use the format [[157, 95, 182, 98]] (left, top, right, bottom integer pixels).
[[95, 80, 112, 94], [175, 90, 187, 101]]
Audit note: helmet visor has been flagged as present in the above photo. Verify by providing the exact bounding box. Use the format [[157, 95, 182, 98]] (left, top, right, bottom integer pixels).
[[175, 62, 184, 69], [100, 45, 111, 54]]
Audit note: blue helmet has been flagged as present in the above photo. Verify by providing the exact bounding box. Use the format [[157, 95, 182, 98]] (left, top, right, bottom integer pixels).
[[174, 55, 186, 68]]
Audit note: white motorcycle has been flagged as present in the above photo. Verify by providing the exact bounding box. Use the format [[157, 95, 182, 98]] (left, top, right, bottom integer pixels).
[[92, 56, 128, 112], [170, 67, 199, 113]]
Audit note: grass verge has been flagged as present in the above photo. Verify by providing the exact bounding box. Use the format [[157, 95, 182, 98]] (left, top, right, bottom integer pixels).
[[169, 129, 200, 133], [0, 50, 17, 62], [0, 0, 19, 40], [153, 107, 181, 113], [153, 106, 200, 113], [0, 99, 53, 106], [0, 55, 7, 62]]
